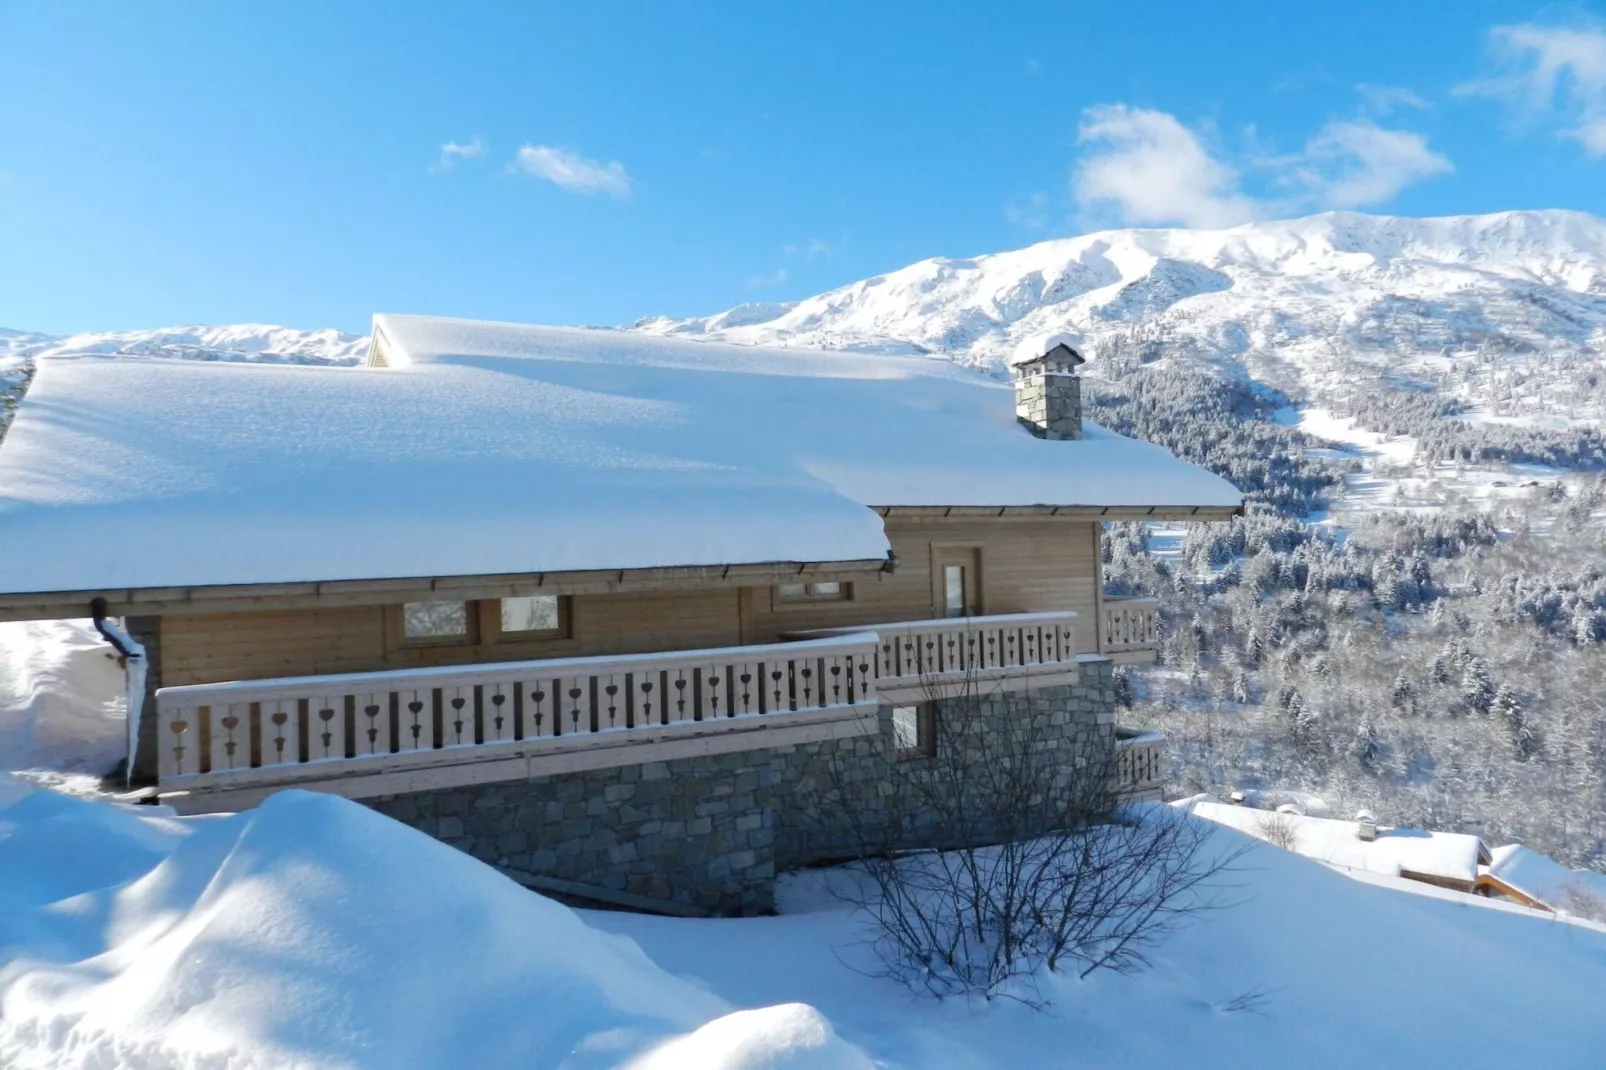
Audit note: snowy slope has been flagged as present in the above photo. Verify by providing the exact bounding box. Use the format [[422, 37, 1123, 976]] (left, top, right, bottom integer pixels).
[[6, 781, 1601, 1069], [636, 210, 1606, 435], [9, 210, 1606, 430], [0, 323, 367, 365], [636, 210, 1606, 369]]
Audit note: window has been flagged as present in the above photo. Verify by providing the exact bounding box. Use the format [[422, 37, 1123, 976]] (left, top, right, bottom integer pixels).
[[402, 600, 472, 644], [499, 595, 564, 637], [943, 565, 966, 618], [776, 581, 851, 603], [892, 702, 935, 758]]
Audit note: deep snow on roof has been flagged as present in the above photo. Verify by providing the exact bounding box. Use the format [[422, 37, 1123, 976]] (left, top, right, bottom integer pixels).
[[1486, 844, 1606, 914], [0, 315, 1238, 593], [1190, 800, 1488, 884]]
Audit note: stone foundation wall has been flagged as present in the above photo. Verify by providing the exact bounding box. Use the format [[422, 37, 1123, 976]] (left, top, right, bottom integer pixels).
[[367, 660, 1116, 915]]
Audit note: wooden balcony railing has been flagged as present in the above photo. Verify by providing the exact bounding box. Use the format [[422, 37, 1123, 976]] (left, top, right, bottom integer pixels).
[[155, 632, 878, 799], [1114, 728, 1166, 803], [785, 611, 1081, 700], [1101, 597, 1160, 660]]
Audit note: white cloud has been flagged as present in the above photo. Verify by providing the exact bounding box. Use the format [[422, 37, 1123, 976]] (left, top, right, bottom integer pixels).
[[511, 145, 632, 198], [1461, 22, 1606, 156], [1074, 105, 1262, 228], [1004, 191, 1052, 230], [1072, 104, 1452, 227], [1356, 83, 1431, 116], [1291, 120, 1454, 208], [434, 138, 485, 171], [746, 267, 788, 289], [780, 237, 842, 260]]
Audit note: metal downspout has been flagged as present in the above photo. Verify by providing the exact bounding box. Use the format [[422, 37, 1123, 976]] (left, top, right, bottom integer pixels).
[[90, 597, 147, 787]]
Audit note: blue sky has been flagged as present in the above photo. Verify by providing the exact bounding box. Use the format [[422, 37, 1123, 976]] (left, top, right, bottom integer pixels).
[[4, 1, 1606, 336]]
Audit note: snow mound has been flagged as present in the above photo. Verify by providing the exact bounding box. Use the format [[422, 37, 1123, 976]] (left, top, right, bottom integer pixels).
[[0, 785, 859, 1070], [629, 1003, 874, 1070], [0, 620, 126, 785]]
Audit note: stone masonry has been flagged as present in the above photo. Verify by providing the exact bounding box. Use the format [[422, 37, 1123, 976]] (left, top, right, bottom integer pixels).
[[367, 659, 1117, 915], [1012, 350, 1083, 441]]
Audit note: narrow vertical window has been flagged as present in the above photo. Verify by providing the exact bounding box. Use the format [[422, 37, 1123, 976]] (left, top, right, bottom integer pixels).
[[892, 702, 935, 758], [944, 565, 966, 618]]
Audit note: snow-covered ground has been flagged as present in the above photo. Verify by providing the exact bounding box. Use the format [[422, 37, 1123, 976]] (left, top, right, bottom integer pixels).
[[1271, 401, 1580, 525], [3, 779, 1606, 1069]]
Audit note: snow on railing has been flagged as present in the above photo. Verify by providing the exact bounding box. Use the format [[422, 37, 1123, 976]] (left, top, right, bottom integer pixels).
[[154, 632, 878, 786], [1115, 728, 1166, 802], [1101, 597, 1160, 653], [785, 610, 1081, 693]]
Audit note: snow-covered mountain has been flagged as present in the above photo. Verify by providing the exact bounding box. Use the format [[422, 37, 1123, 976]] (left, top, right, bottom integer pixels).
[[634, 210, 1606, 424], [0, 323, 368, 365], [8, 209, 1606, 432]]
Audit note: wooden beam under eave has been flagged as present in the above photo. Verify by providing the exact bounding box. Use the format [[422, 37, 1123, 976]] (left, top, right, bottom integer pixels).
[[871, 505, 1241, 522], [0, 557, 893, 623]]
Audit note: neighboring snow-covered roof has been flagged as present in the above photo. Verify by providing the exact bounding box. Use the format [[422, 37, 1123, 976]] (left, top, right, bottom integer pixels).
[[1189, 800, 1488, 885], [1485, 844, 1606, 916], [0, 314, 1239, 594]]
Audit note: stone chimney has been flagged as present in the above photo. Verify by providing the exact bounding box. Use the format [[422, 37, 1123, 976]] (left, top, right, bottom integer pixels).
[[1013, 342, 1085, 440]]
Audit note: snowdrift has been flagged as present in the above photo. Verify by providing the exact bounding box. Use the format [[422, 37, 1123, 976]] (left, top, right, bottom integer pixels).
[[0, 620, 126, 785], [0, 784, 866, 1070], [602, 815, 1606, 1069], [4, 778, 1605, 1069]]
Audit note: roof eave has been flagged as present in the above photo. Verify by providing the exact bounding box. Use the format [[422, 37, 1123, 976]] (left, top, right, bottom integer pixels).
[[871, 504, 1243, 521], [0, 556, 895, 623]]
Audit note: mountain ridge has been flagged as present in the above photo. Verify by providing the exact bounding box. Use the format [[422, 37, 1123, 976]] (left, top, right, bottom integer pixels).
[[6, 209, 1606, 428], [631, 209, 1606, 375]]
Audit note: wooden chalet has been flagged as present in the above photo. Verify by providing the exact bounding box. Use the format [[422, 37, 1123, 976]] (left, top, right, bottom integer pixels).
[[0, 315, 1241, 912]]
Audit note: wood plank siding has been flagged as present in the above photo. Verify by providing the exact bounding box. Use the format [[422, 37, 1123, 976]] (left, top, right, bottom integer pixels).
[[156, 517, 1104, 688]]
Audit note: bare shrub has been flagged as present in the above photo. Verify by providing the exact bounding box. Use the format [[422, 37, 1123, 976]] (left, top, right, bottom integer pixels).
[[1255, 811, 1301, 851], [822, 673, 1243, 1002], [1559, 883, 1606, 924]]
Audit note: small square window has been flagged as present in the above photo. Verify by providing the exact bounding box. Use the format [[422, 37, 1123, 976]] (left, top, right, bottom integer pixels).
[[892, 702, 935, 759], [777, 581, 851, 603], [403, 600, 471, 643], [500, 595, 563, 636]]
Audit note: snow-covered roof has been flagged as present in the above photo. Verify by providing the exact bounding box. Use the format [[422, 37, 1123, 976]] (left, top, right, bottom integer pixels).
[[1485, 844, 1606, 914], [1189, 800, 1488, 885], [0, 314, 1239, 594]]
